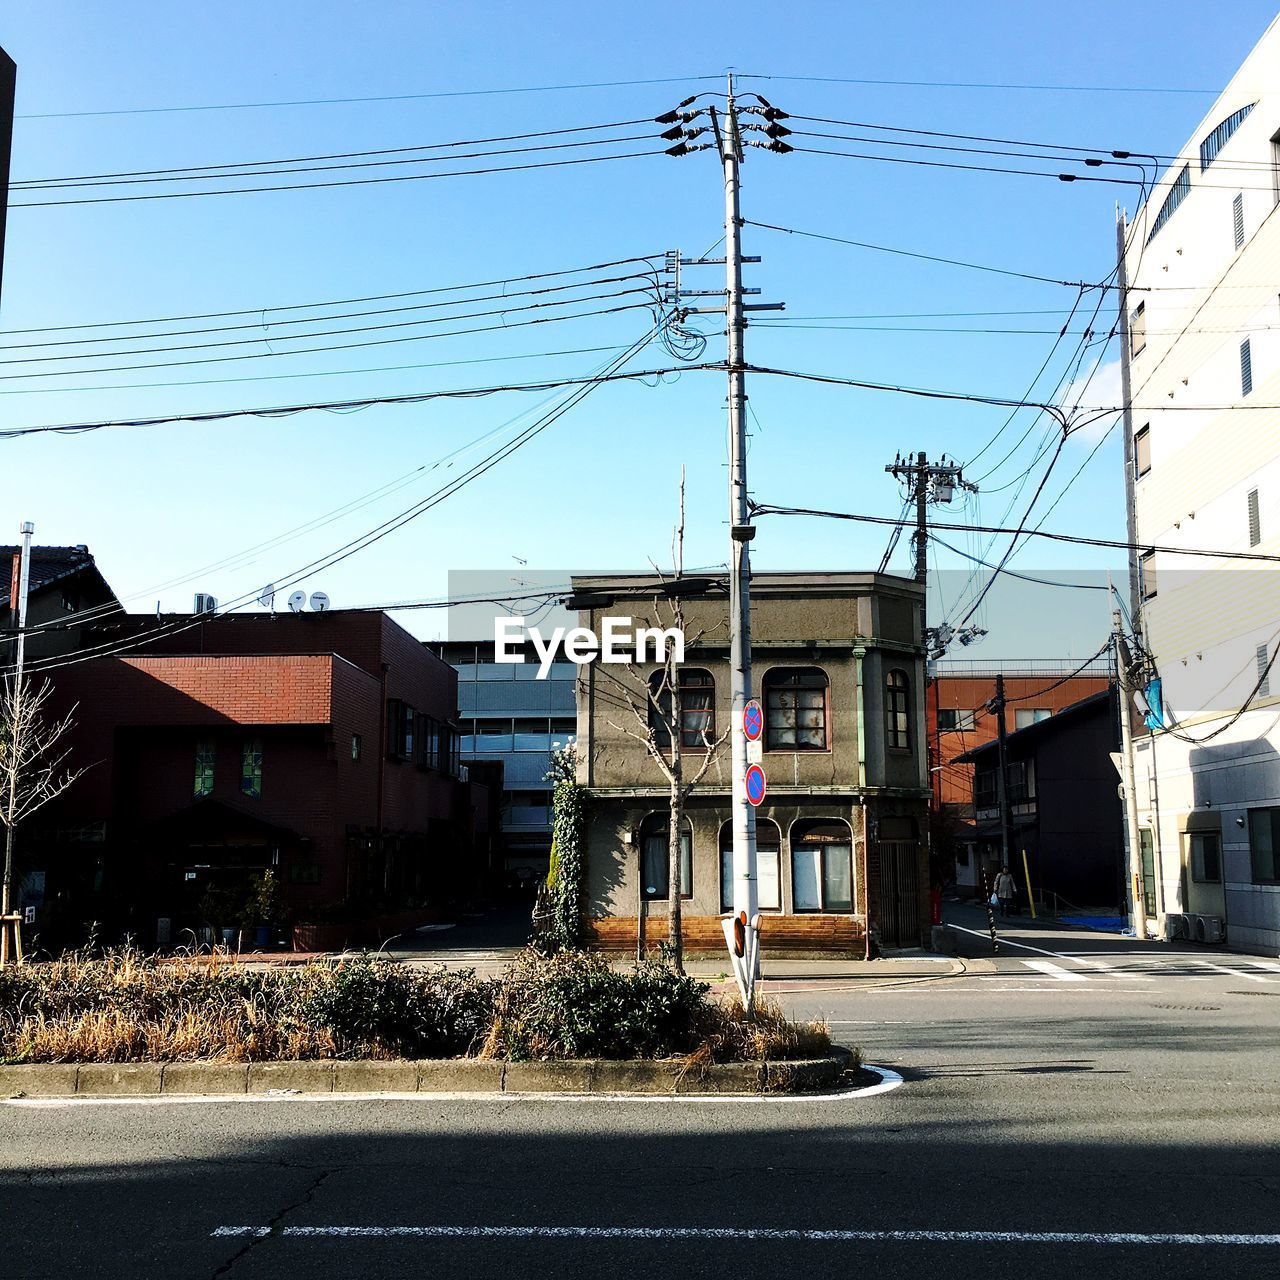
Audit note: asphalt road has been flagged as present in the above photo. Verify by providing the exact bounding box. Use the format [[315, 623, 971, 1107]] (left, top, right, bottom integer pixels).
[[3, 919, 1278, 1279]]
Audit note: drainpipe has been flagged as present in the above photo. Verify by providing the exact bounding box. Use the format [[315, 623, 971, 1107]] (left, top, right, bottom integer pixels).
[[854, 645, 870, 960]]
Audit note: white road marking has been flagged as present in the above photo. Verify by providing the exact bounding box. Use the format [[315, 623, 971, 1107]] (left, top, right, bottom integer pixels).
[[1248, 960, 1280, 974], [209, 1224, 1280, 1246], [1194, 959, 1269, 984], [1021, 960, 1088, 982], [948, 925, 1111, 970]]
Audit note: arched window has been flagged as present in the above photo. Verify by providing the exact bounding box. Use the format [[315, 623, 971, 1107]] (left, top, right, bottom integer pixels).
[[762, 667, 829, 751], [719, 819, 782, 912], [886, 669, 911, 750], [790, 819, 853, 913], [638, 813, 692, 900], [649, 668, 716, 748]]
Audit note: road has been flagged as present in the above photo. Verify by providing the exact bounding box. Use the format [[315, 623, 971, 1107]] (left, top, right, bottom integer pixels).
[[2, 915, 1278, 1279]]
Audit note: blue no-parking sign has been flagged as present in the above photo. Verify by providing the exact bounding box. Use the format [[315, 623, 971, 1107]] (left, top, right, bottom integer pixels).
[[744, 763, 767, 807]]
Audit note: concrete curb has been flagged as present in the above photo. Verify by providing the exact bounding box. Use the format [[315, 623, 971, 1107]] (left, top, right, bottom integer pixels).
[[0, 1051, 852, 1099]]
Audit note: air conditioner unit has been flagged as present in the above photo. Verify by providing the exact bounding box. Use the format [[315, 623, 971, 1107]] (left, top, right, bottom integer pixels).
[[194, 592, 217, 614], [1165, 912, 1190, 941], [1193, 914, 1225, 945]]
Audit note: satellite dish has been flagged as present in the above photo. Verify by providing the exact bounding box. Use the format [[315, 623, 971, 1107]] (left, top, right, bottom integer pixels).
[[287, 591, 306, 613], [309, 591, 330, 613], [258, 583, 276, 610]]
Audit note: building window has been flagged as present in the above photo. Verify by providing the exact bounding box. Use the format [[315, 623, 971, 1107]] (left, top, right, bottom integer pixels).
[[386, 699, 415, 760], [937, 708, 976, 732], [1233, 192, 1245, 250], [240, 738, 263, 799], [763, 667, 829, 751], [1190, 831, 1222, 883], [194, 739, 216, 798], [1140, 551, 1157, 601], [1146, 164, 1190, 244], [649, 668, 716, 749], [1134, 424, 1151, 478], [550, 718, 577, 736], [974, 770, 997, 809], [1249, 808, 1280, 883], [1007, 759, 1035, 804], [1130, 302, 1146, 358], [1258, 644, 1271, 697], [719, 819, 782, 912], [418, 715, 442, 770], [1200, 103, 1254, 170], [885, 669, 911, 750], [790, 820, 853, 913], [1014, 708, 1051, 730], [1248, 488, 1261, 547], [639, 814, 692, 900], [1241, 338, 1253, 396], [351, 734, 361, 762]]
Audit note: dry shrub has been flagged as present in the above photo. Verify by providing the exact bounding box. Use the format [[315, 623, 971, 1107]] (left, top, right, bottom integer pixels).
[[687, 994, 835, 1066]]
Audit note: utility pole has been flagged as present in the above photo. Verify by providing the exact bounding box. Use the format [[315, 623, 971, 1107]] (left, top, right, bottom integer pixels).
[[2, 519, 33, 964], [884, 453, 978, 660], [1113, 605, 1148, 939], [988, 674, 1015, 875], [1115, 210, 1143, 647], [659, 79, 788, 1012]]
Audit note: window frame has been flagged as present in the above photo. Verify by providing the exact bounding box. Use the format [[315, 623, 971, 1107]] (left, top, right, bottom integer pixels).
[[1134, 423, 1151, 479], [762, 666, 830, 753], [719, 819, 782, 912], [1233, 192, 1245, 250], [194, 738, 216, 798], [649, 667, 717, 750], [885, 668, 912, 752], [1248, 807, 1280, 884], [1241, 337, 1253, 397], [240, 737, 263, 800], [1248, 487, 1261, 547], [1130, 301, 1146, 358], [789, 819, 854, 914], [1140, 550, 1157, 601], [639, 814, 693, 901], [1190, 830, 1222, 884]]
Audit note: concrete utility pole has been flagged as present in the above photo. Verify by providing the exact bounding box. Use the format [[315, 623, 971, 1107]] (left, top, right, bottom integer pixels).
[[1115, 210, 1144, 647], [1113, 605, 1148, 939], [717, 78, 760, 1011], [883, 453, 977, 660]]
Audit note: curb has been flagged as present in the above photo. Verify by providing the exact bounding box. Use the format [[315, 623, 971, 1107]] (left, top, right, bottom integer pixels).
[[0, 1051, 852, 1099]]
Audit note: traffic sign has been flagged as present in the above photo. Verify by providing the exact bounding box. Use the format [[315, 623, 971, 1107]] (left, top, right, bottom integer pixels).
[[743, 699, 763, 742], [744, 763, 767, 807]]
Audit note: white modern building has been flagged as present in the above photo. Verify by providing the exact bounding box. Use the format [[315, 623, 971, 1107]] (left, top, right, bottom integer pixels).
[[1121, 15, 1280, 953]]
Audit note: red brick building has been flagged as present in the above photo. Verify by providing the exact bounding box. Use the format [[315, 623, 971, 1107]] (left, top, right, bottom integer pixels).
[[27, 610, 488, 950], [926, 658, 1111, 896]]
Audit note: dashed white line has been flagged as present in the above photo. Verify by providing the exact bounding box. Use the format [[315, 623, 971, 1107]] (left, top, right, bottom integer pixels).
[[208, 1224, 1280, 1246]]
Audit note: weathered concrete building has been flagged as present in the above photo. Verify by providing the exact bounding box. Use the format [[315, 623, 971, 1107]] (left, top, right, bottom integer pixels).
[[569, 572, 930, 955]]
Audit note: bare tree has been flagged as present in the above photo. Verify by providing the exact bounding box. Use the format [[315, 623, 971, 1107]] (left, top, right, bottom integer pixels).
[[595, 472, 729, 973], [0, 676, 86, 965]]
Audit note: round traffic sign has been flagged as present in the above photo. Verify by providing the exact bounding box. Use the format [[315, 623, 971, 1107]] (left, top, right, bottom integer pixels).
[[744, 763, 767, 807], [743, 699, 763, 742]]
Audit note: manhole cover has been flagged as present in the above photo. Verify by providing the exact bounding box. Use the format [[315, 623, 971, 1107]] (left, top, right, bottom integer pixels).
[[1151, 1003, 1221, 1011]]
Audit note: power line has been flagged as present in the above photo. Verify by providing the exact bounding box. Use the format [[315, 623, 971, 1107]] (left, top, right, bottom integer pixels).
[[928, 534, 1110, 591], [0, 252, 666, 337], [9, 148, 666, 208], [0, 361, 718, 440], [750, 503, 1280, 564], [14, 119, 659, 186], [0, 285, 657, 370], [17, 76, 723, 120], [737, 72, 1215, 96], [0, 297, 659, 382], [1002, 643, 1113, 703]]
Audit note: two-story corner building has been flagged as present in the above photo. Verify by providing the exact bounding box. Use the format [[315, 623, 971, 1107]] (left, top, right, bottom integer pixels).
[[2, 543, 120, 663], [954, 691, 1125, 911], [569, 571, 930, 956], [1120, 16, 1280, 952], [33, 609, 483, 948]]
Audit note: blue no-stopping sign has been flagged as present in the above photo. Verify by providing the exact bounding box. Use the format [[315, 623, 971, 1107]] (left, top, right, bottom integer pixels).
[[744, 763, 767, 807]]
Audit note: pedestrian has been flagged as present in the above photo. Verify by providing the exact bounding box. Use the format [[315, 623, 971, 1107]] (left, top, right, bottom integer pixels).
[[994, 865, 1016, 918]]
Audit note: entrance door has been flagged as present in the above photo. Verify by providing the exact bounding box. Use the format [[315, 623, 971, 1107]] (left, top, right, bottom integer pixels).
[[1139, 828, 1157, 918], [877, 840, 922, 947]]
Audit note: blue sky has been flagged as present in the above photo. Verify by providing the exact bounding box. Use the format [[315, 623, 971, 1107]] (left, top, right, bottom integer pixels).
[[4, 1, 1277, 656]]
